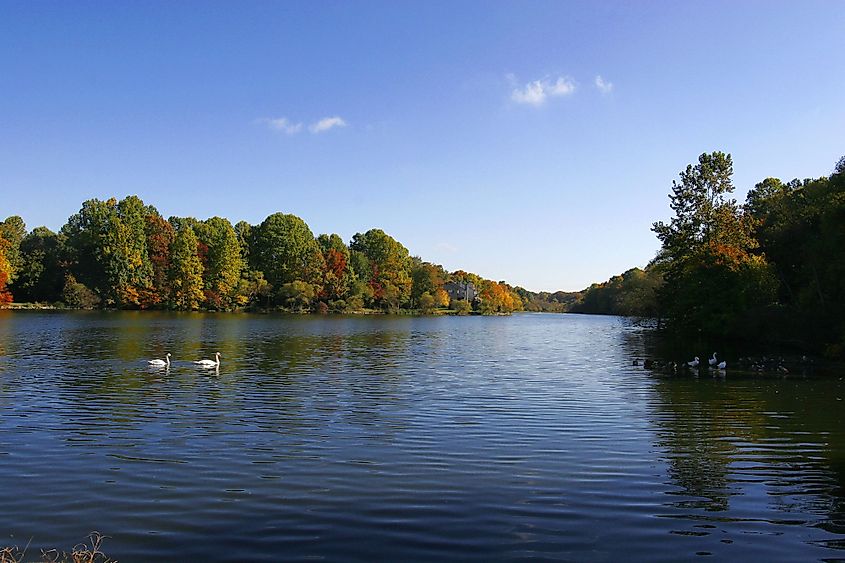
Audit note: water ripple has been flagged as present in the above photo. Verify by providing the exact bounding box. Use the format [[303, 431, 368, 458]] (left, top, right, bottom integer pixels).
[[0, 312, 842, 561]]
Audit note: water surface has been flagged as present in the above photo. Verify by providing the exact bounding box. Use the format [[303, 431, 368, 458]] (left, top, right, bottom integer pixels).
[[0, 311, 843, 561]]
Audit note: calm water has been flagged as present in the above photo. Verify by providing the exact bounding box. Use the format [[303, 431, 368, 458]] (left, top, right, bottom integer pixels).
[[0, 311, 843, 561]]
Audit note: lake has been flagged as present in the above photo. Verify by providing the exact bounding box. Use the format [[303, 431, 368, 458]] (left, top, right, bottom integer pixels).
[[0, 311, 843, 561]]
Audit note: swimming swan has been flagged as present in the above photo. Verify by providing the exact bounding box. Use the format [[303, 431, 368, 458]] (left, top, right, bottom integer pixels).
[[195, 352, 221, 368], [148, 353, 171, 367], [717, 360, 727, 370], [708, 352, 718, 366], [687, 356, 700, 368]]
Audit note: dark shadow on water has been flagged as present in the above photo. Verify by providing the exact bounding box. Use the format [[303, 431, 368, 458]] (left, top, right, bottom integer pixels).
[[622, 323, 845, 544]]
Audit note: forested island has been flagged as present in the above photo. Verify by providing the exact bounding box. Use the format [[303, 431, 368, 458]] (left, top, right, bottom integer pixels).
[[1, 152, 843, 356]]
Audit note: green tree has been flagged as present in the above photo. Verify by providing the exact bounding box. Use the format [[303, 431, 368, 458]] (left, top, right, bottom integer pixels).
[[169, 225, 205, 310], [62, 274, 100, 309], [450, 299, 472, 315], [279, 280, 316, 311], [196, 217, 242, 309], [12, 227, 65, 303], [745, 160, 845, 354], [252, 213, 323, 301], [61, 198, 113, 300], [411, 260, 447, 306], [418, 291, 436, 313], [350, 228, 412, 309], [61, 196, 154, 307], [234, 220, 253, 273]]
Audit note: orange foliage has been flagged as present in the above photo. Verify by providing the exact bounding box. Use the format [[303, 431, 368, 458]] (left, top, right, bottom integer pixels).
[[434, 288, 450, 308], [325, 248, 347, 278], [0, 236, 13, 305], [707, 241, 751, 271], [0, 271, 11, 305], [479, 281, 521, 313]]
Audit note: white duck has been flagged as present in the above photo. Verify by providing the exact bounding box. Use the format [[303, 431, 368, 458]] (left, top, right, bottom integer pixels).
[[708, 352, 718, 367], [195, 352, 221, 368], [687, 356, 700, 368], [148, 353, 171, 368]]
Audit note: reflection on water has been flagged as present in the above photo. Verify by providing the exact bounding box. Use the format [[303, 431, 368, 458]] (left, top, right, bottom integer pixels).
[[625, 326, 845, 557], [0, 310, 843, 561]]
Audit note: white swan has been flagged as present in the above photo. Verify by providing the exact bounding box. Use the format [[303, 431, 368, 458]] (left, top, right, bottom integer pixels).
[[717, 360, 727, 370], [687, 356, 700, 368], [148, 353, 171, 367], [709, 352, 718, 366], [194, 352, 221, 368]]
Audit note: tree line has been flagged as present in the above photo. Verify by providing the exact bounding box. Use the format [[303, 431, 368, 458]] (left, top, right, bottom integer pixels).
[[0, 197, 525, 315]]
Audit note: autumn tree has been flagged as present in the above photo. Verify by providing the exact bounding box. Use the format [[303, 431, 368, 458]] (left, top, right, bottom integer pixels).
[[411, 260, 448, 307], [195, 217, 242, 309], [478, 280, 522, 315], [350, 228, 412, 309], [98, 196, 155, 307], [169, 225, 205, 310], [652, 152, 776, 336], [0, 216, 26, 285], [0, 233, 12, 304], [61, 197, 155, 307], [317, 233, 354, 304], [143, 213, 175, 307]]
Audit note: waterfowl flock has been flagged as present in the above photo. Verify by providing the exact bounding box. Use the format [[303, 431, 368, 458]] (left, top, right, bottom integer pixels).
[[632, 353, 815, 377]]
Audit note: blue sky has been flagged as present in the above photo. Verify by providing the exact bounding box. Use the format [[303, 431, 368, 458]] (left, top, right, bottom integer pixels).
[[1, 1, 843, 291]]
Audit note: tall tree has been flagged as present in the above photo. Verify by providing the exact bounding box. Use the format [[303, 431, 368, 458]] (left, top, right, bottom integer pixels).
[[0, 216, 26, 284], [252, 213, 323, 300], [0, 233, 12, 304], [61, 198, 116, 302], [196, 217, 242, 309], [652, 152, 776, 336], [350, 228, 412, 309], [745, 160, 845, 352], [411, 260, 447, 306], [317, 233, 353, 303], [144, 213, 175, 307], [61, 197, 154, 307], [169, 225, 205, 310], [11, 227, 65, 303]]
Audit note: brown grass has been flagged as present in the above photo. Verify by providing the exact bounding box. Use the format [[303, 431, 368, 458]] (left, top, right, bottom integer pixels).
[[1, 532, 114, 563]]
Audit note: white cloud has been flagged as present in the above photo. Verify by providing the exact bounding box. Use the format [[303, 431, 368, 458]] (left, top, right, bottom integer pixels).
[[549, 76, 576, 96], [511, 80, 548, 106], [260, 117, 303, 135], [595, 75, 613, 94], [309, 116, 348, 133], [511, 76, 576, 106]]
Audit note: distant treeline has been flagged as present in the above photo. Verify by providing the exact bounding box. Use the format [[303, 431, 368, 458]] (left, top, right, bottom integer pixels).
[[531, 152, 844, 357], [0, 200, 523, 315], [520, 266, 662, 317]]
